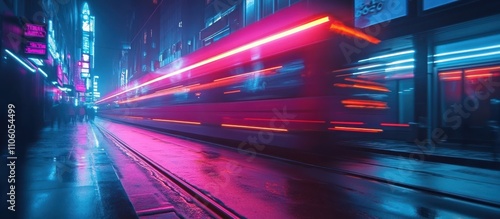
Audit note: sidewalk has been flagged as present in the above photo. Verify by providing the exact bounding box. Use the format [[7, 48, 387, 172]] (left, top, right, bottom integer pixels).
[[340, 139, 500, 169], [19, 122, 137, 219]]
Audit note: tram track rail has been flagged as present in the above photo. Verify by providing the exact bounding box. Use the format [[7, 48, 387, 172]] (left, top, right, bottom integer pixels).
[[96, 117, 500, 211], [94, 122, 243, 219]]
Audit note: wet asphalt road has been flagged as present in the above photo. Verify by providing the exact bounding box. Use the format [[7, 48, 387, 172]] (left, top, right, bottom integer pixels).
[[97, 119, 500, 218]]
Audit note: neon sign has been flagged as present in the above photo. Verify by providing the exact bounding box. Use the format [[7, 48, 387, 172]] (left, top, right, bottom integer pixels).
[[82, 62, 90, 69], [25, 41, 47, 55], [24, 24, 46, 38], [23, 23, 48, 59]]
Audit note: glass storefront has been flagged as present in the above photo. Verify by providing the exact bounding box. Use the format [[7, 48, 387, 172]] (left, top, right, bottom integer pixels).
[[434, 33, 500, 142]]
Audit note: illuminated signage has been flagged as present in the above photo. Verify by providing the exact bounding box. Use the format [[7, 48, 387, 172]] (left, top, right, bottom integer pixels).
[[25, 41, 47, 55], [423, 0, 457, 10], [81, 68, 89, 73], [82, 32, 90, 54], [83, 14, 90, 32], [82, 62, 90, 69], [82, 54, 89, 61], [76, 83, 86, 92], [23, 23, 48, 59], [90, 16, 95, 33], [354, 0, 407, 28], [25, 24, 46, 38], [82, 2, 90, 31], [81, 73, 90, 78]]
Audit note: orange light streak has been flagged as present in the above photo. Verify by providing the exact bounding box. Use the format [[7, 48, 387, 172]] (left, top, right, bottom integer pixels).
[[96, 17, 330, 104], [214, 66, 282, 82], [123, 116, 144, 119], [152, 119, 201, 125], [154, 85, 184, 93], [465, 73, 493, 79], [224, 90, 241, 94], [345, 78, 385, 86], [334, 83, 390, 92], [438, 71, 461, 76], [119, 66, 280, 104], [342, 99, 388, 107], [221, 124, 288, 132], [243, 118, 326, 123], [380, 123, 409, 127], [465, 66, 500, 73], [329, 126, 383, 133], [330, 23, 381, 44], [119, 83, 200, 104], [344, 105, 388, 109], [330, 121, 364, 125]]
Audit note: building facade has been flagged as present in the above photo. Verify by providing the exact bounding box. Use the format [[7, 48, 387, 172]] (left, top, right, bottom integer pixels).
[[1, 0, 82, 138], [330, 0, 500, 144]]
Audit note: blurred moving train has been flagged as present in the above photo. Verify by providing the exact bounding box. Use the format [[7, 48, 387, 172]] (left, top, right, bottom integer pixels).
[[96, 1, 390, 153]]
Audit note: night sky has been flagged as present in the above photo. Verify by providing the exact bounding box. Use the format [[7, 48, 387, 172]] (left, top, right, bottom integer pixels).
[[87, 0, 132, 96]]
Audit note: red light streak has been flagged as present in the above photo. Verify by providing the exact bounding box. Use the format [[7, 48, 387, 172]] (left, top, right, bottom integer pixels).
[[152, 119, 201, 125], [465, 66, 500, 73], [329, 23, 381, 44], [123, 116, 143, 119], [96, 17, 330, 104], [344, 105, 388, 109], [221, 124, 288, 132], [224, 90, 241, 94], [330, 121, 364, 125], [244, 118, 326, 123], [438, 71, 461, 76], [342, 99, 388, 107], [119, 66, 280, 104], [439, 71, 462, 81], [334, 83, 390, 92], [214, 66, 282, 82], [380, 123, 409, 127], [119, 83, 200, 104], [154, 85, 184, 93], [465, 73, 493, 79], [344, 78, 385, 86], [328, 126, 383, 133]]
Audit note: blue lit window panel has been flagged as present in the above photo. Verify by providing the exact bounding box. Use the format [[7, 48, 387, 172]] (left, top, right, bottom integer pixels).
[[245, 0, 257, 25], [423, 0, 457, 10], [261, 0, 274, 18], [354, 0, 408, 28], [434, 34, 500, 69]]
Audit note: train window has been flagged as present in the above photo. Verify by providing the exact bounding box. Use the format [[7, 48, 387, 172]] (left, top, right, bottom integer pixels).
[[222, 59, 305, 102], [331, 47, 416, 126]]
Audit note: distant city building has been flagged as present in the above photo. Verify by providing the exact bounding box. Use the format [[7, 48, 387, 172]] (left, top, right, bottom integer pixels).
[[1, 0, 81, 132]]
